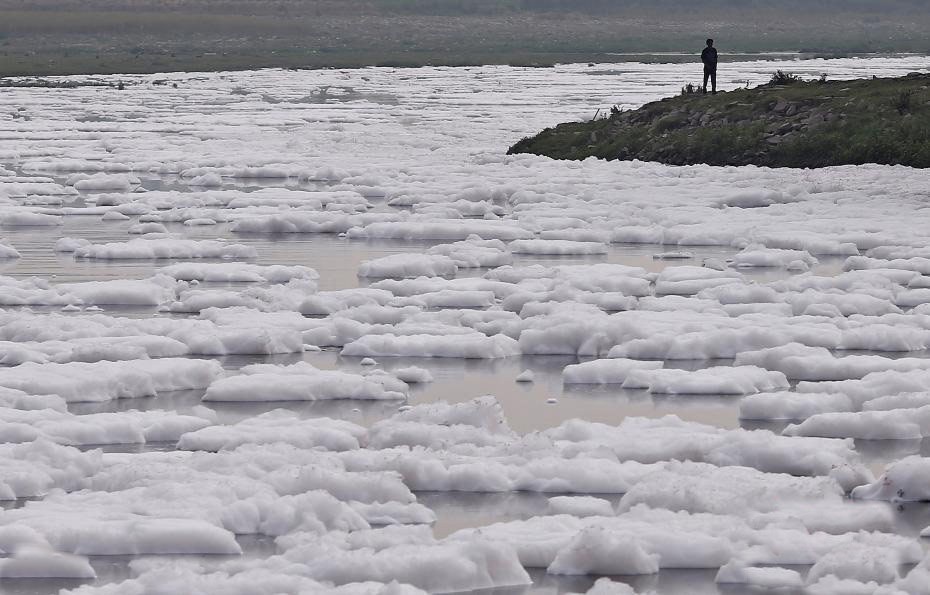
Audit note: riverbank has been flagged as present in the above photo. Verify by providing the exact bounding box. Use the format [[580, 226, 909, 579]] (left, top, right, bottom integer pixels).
[[508, 72, 930, 168]]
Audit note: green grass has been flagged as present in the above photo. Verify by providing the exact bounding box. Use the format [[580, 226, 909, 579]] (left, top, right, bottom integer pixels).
[[510, 74, 930, 168]]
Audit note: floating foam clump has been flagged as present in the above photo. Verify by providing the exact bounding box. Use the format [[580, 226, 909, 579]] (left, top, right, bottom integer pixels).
[[202, 362, 407, 402], [562, 359, 663, 384], [0, 241, 20, 259], [342, 333, 520, 359], [73, 238, 257, 260], [358, 254, 458, 279], [0, 546, 96, 579], [0, 358, 223, 403], [852, 456, 930, 502]]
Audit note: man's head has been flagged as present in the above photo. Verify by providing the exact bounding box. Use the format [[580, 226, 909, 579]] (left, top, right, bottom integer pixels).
[[706, 39, 714, 47]]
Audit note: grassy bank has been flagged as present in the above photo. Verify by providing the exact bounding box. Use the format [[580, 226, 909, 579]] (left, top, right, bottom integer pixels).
[[508, 73, 930, 168]]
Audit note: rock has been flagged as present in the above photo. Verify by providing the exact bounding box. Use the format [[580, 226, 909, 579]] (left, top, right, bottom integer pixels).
[[515, 370, 535, 383]]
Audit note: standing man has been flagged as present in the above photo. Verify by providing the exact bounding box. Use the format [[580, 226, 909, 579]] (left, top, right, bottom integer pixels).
[[701, 39, 718, 94]]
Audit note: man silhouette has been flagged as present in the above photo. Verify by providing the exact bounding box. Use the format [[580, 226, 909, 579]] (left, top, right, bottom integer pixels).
[[701, 39, 718, 94]]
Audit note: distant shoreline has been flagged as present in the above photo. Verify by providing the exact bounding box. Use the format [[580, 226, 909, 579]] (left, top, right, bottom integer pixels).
[[1, 52, 925, 81], [3, 4, 930, 78]]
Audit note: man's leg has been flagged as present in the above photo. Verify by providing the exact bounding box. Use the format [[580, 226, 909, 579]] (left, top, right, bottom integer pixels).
[[711, 70, 717, 94], [703, 70, 709, 93]]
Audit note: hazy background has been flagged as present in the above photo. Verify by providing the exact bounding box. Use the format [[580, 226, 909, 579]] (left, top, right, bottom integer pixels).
[[1, 0, 929, 76]]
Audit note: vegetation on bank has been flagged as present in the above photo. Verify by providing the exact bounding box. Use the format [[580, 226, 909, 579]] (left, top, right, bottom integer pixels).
[[508, 73, 930, 168]]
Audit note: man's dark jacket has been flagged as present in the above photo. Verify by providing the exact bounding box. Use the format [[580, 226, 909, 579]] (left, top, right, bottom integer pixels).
[[701, 47, 718, 71]]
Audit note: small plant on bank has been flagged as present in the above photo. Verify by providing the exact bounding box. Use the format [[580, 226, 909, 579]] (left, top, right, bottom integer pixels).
[[680, 83, 699, 95], [769, 70, 803, 85], [819, 73, 828, 83], [893, 90, 914, 115]]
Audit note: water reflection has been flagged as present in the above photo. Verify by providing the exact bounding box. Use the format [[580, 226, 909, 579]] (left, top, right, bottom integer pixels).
[[419, 492, 558, 539]]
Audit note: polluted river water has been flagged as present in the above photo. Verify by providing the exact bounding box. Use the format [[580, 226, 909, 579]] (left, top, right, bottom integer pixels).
[[1, 56, 930, 594]]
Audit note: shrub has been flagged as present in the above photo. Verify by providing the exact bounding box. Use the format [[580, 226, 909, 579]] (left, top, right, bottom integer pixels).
[[680, 82, 698, 95], [893, 90, 914, 115], [769, 70, 803, 85]]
